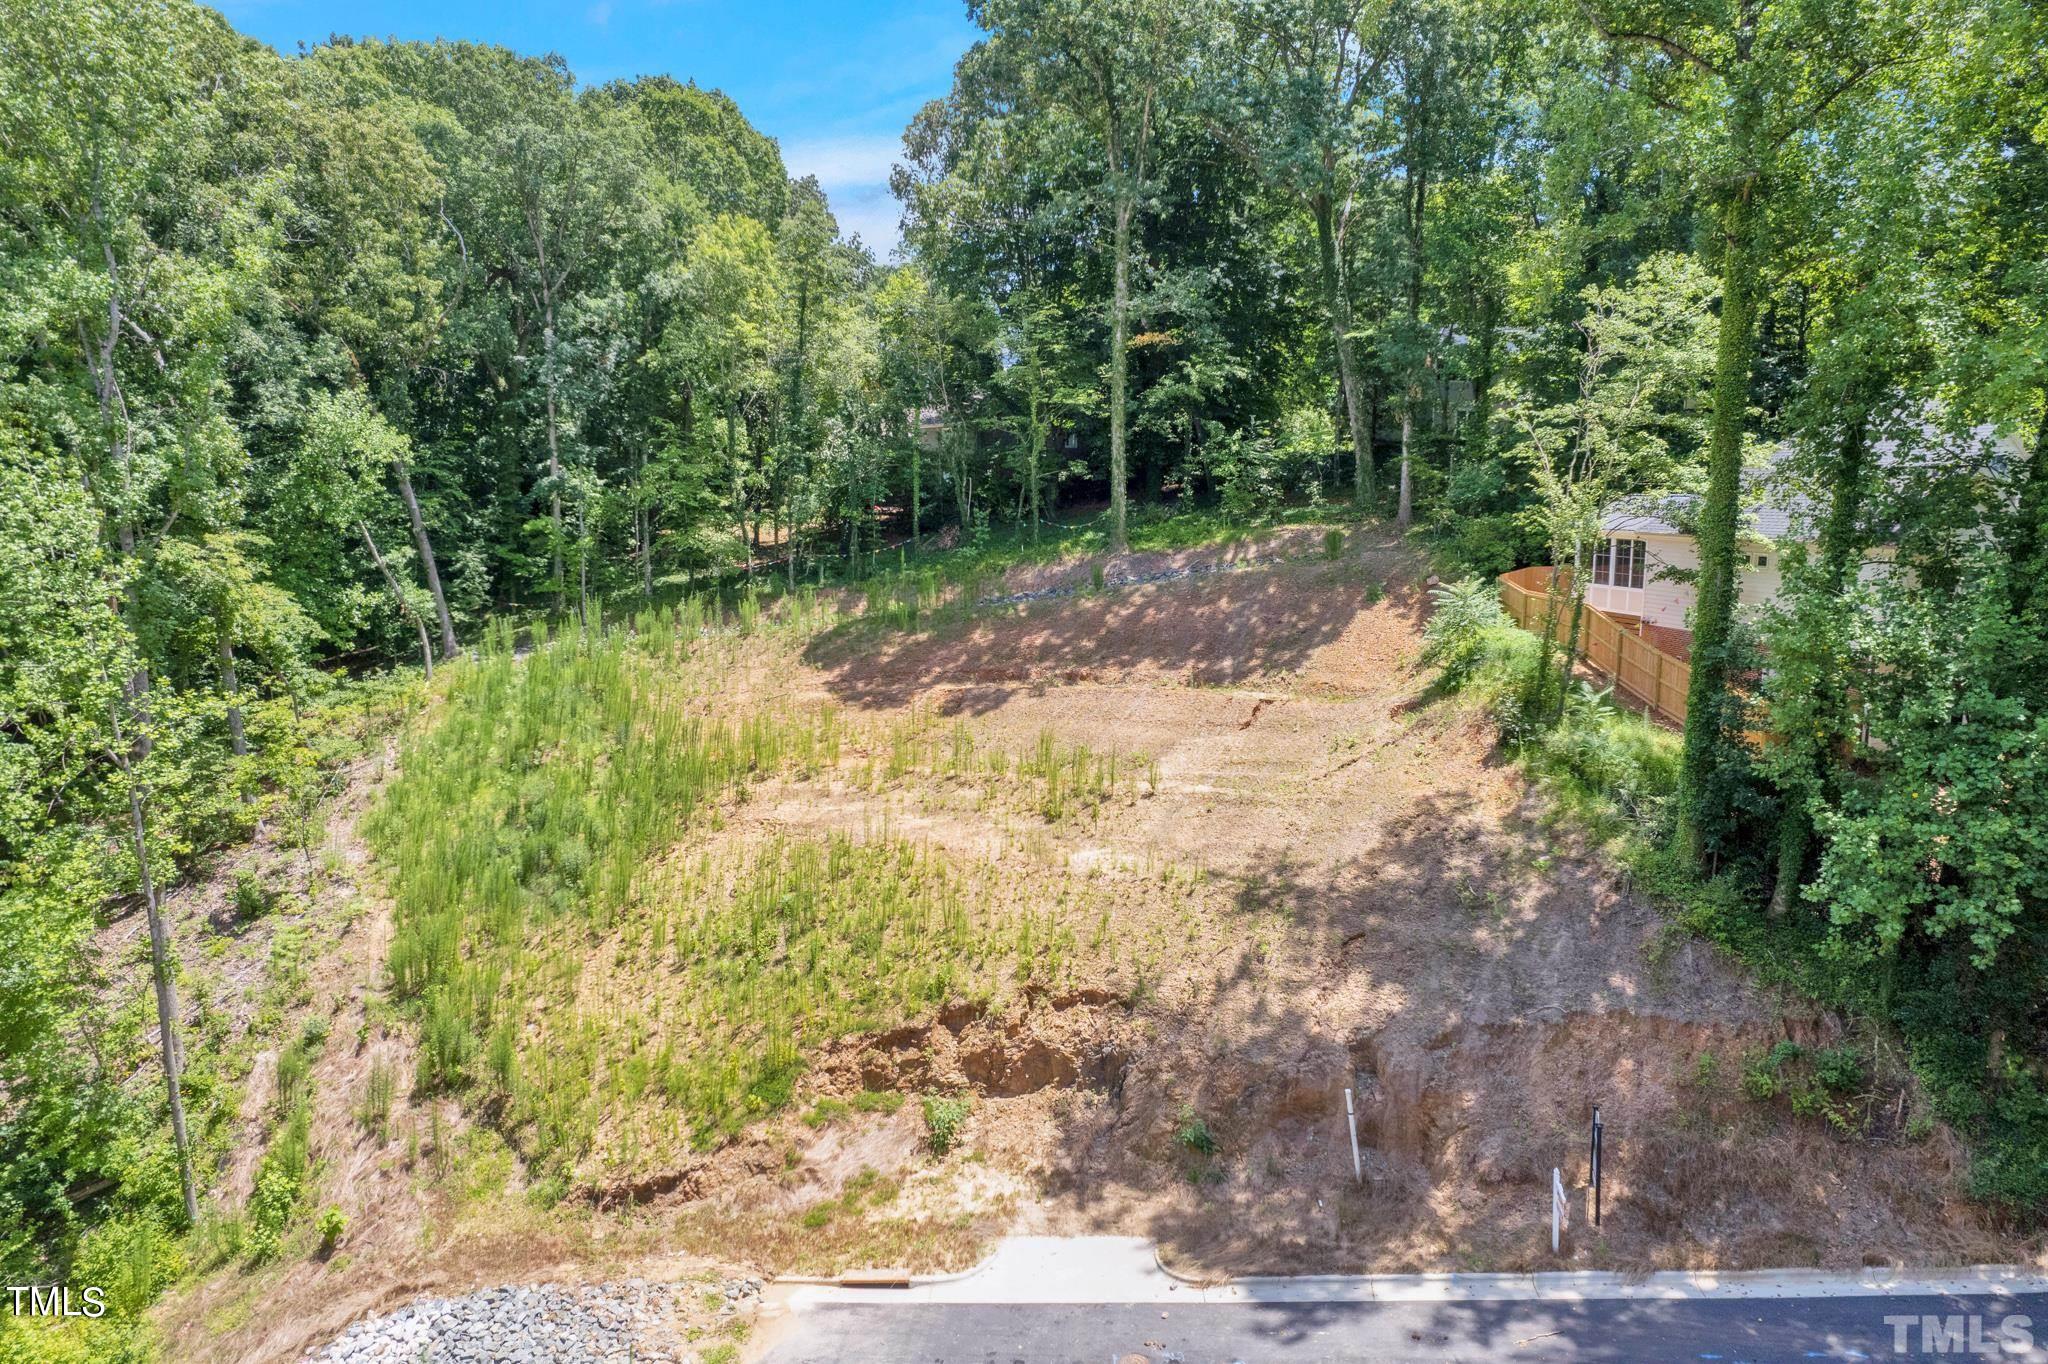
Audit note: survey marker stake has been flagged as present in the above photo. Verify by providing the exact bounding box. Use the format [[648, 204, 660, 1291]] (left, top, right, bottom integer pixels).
[[1345, 1087, 1362, 1183]]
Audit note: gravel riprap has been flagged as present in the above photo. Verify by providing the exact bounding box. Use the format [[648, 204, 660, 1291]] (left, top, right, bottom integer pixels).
[[302, 1278, 762, 1363]]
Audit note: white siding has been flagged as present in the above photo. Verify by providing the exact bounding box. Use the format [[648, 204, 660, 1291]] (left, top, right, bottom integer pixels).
[[1739, 547, 1785, 609], [1636, 533, 1793, 631], [1641, 535, 1694, 629]]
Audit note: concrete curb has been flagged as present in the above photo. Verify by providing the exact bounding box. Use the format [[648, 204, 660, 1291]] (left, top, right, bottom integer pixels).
[[779, 1237, 2048, 1309], [1154, 1247, 2048, 1303], [773, 1262, 986, 1290]]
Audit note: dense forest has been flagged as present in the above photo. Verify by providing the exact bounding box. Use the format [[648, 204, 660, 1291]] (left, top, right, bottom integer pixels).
[[3, 0, 2046, 1353]]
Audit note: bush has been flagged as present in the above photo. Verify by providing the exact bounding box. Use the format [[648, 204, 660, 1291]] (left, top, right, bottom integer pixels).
[[1739, 1051, 1782, 1102], [921, 1094, 972, 1155], [246, 1104, 311, 1263], [851, 1089, 904, 1114], [1527, 685, 1680, 828], [232, 868, 279, 919], [316, 1206, 347, 1252], [1813, 1045, 1866, 1095], [1421, 578, 1513, 684], [71, 1213, 184, 1319], [1174, 1103, 1217, 1156]]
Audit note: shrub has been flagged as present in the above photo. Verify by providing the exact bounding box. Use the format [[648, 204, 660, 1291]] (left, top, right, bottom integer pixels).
[[1739, 1050, 1782, 1102], [1813, 1045, 1866, 1095], [1691, 1051, 1719, 1090], [232, 868, 278, 919], [316, 1206, 347, 1252], [1421, 579, 1514, 685], [359, 1058, 395, 1135], [247, 1101, 312, 1263], [1323, 528, 1344, 560], [1175, 1102, 1217, 1155], [921, 1094, 972, 1155], [71, 1213, 184, 1318], [1528, 685, 1680, 827], [245, 1160, 300, 1263], [851, 1089, 904, 1114]]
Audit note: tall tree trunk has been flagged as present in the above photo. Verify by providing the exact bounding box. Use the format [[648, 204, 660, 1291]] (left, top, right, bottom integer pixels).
[[727, 408, 750, 582], [1028, 386, 1043, 542], [1313, 196, 1375, 505], [1109, 196, 1133, 551], [360, 522, 434, 679], [1679, 143, 1761, 860], [108, 704, 198, 1225], [577, 504, 589, 628], [639, 442, 655, 598], [542, 301, 565, 613], [1396, 400, 1415, 527], [217, 615, 247, 759], [1396, 134, 1429, 531], [394, 460, 458, 659]]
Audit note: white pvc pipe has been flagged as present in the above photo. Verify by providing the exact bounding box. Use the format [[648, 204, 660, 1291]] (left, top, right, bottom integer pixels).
[[1345, 1088, 1362, 1184]]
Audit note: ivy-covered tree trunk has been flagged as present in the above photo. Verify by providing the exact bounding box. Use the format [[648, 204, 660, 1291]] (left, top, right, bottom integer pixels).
[[1679, 146, 1761, 859], [1768, 403, 1869, 914]]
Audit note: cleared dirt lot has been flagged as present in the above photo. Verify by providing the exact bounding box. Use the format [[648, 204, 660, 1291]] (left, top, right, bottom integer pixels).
[[772, 524, 2013, 1275], [157, 524, 2026, 1363]]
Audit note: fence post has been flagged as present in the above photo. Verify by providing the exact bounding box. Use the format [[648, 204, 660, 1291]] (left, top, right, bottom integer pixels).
[[1551, 1166, 1567, 1253]]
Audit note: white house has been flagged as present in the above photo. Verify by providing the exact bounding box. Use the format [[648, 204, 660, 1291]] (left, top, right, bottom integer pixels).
[[1583, 494, 1795, 658], [1582, 420, 2023, 659]]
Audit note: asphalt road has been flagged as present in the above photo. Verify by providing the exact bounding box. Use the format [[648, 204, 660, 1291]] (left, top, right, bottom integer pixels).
[[758, 1292, 2048, 1363]]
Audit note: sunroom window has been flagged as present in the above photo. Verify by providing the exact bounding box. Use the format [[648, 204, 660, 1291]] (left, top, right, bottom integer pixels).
[[1592, 537, 1645, 590]]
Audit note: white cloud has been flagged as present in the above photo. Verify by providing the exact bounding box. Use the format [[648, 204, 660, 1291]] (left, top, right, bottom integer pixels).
[[780, 133, 904, 192], [781, 134, 907, 257], [828, 185, 906, 260]]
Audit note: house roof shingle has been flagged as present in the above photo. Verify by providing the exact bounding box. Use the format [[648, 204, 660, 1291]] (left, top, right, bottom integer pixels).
[[1599, 418, 2023, 544]]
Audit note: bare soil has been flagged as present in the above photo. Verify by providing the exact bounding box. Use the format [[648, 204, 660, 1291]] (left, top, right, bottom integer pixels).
[[771, 523, 2025, 1275], [152, 521, 2038, 1362]]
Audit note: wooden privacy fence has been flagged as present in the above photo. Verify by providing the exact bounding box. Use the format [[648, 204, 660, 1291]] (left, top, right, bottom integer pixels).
[[1498, 567, 1690, 726]]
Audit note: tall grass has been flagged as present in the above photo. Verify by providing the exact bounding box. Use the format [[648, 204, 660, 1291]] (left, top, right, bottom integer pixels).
[[854, 708, 1149, 823], [369, 607, 844, 1138], [367, 602, 1090, 1176]]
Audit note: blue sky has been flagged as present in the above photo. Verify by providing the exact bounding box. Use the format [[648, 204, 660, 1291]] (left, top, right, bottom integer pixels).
[[214, 0, 982, 254]]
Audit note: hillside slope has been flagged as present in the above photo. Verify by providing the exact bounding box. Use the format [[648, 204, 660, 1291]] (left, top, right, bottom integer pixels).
[[153, 525, 2029, 1362]]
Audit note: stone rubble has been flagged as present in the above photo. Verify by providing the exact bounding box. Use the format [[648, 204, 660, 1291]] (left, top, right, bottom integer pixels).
[[302, 1278, 763, 1364], [975, 548, 1323, 610]]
